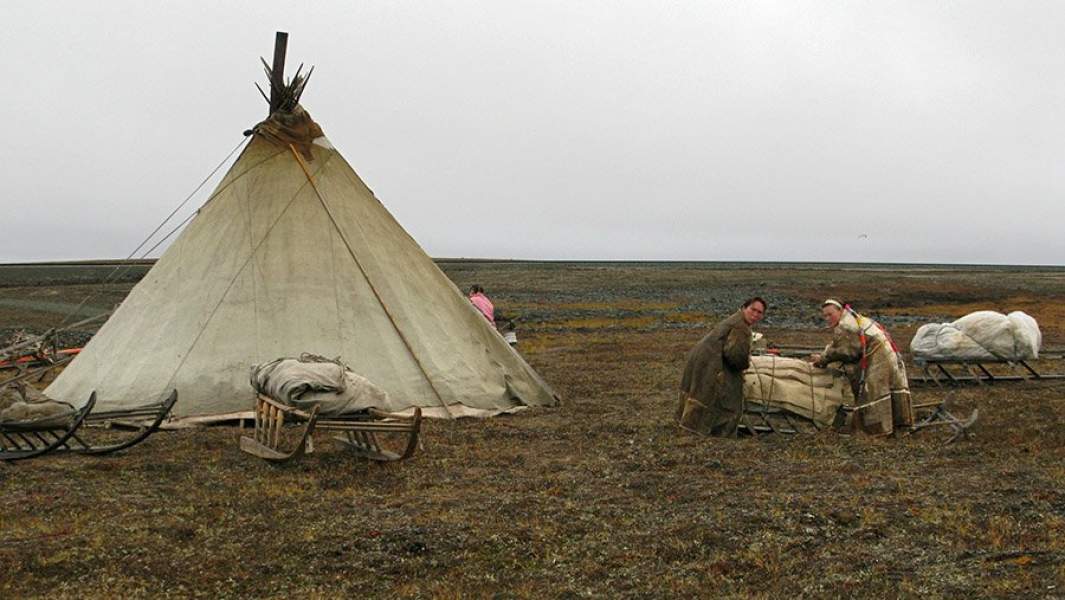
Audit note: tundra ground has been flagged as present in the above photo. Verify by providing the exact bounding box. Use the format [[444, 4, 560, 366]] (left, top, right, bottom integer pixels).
[[1, 262, 1063, 598]]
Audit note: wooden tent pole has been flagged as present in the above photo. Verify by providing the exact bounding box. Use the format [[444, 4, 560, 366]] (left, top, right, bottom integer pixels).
[[269, 31, 289, 113]]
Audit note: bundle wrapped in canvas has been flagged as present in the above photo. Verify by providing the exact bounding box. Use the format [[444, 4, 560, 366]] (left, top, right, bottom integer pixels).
[[250, 354, 404, 417], [0, 400, 76, 427], [743, 355, 854, 428], [910, 311, 1041, 363], [0, 383, 74, 427]]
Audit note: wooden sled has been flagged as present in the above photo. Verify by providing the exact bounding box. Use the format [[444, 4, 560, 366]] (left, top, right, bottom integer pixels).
[[76, 390, 178, 456], [0, 390, 178, 461], [240, 394, 422, 463], [0, 393, 95, 461], [911, 358, 1064, 387], [739, 395, 976, 443], [908, 393, 979, 444], [739, 402, 822, 435]]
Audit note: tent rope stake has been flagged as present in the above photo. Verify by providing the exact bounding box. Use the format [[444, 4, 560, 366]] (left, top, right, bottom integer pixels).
[[288, 145, 455, 419]]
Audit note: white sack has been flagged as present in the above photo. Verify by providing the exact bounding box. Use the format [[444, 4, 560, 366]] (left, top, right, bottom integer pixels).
[[910, 310, 1041, 362]]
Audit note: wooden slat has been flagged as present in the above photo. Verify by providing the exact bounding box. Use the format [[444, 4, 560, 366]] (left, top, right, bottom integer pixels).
[[255, 399, 264, 444], [315, 421, 416, 432], [86, 408, 162, 421], [272, 406, 283, 448], [68, 432, 90, 451], [2, 432, 26, 450], [254, 397, 263, 443], [264, 405, 273, 447], [240, 436, 294, 461], [15, 432, 38, 450], [261, 403, 271, 446], [273, 405, 279, 445], [262, 403, 270, 445], [354, 431, 370, 451]]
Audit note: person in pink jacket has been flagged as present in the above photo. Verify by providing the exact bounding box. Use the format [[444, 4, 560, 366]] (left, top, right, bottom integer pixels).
[[467, 285, 495, 326]]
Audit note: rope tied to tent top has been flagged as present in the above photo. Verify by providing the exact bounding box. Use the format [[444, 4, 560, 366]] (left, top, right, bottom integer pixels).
[[250, 62, 322, 161], [253, 106, 323, 161]]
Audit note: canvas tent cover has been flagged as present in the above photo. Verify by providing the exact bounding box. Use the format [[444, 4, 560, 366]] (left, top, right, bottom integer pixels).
[[46, 109, 558, 421], [910, 310, 1041, 363], [743, 355, 854, 428]]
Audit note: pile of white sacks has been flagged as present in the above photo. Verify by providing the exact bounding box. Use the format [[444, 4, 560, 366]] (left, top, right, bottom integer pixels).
[[910, 310, 1042, 363]]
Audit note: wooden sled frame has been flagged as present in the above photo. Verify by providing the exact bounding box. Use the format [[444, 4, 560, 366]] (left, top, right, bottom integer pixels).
[[240, 394, 422, 463], [911, 358, 1065, 387], [0, 390, 178, 461], [739, 402, 822, 436], [906, 391, 979, 444], [740, 394, 978, 444]]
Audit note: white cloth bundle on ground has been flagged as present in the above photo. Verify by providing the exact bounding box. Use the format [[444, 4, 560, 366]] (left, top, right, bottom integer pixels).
[[910, 311, 1041, 363], [743, 355, 854, 428], [250, 354, 402, 416]]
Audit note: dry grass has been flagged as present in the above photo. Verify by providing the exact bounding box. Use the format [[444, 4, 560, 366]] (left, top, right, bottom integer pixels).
[[1, 262, 1064, 598]]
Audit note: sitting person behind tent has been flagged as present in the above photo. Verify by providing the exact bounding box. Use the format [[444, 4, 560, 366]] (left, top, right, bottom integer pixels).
[[493, 312, 519, 346], [677, 297, 767, 437], [468, 284, 495, 326], [808, 300, 912, 435]]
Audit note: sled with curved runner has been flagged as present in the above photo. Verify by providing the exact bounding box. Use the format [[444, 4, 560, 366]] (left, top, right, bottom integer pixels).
[[739, 397, 978, 443], [910, 356, 1065, 387], [739, 352, 978, 443], [240, 394, 422, 463], [0, 393, 95, 461], [0, 390, 177, 461]]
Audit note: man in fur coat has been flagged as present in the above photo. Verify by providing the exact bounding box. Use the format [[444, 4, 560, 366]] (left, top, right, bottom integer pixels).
[[677, 297, 767, 437]]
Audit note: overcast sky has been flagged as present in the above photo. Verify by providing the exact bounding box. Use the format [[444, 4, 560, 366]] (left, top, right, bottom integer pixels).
[[3, 1, 1063, 265]]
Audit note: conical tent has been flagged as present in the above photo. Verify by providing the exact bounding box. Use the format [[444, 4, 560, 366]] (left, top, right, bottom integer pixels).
[[46, 106, 559, 421]]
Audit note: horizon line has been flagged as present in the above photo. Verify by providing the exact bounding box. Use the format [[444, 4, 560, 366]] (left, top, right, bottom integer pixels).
[[1, 258, 1063, 269]]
